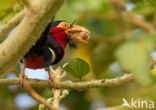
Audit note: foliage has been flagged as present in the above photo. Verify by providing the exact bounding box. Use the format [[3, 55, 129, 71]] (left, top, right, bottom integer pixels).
[[0, 0, 21, 22], [63, 58, 90, 79], [116, 34, 156, 85]]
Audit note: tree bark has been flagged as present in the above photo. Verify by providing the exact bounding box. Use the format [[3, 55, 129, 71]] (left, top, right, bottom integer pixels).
[[0, 0, 64, 73]]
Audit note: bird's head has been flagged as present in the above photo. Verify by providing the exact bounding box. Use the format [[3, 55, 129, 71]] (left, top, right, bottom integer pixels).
[[50, 21, 90, 48]]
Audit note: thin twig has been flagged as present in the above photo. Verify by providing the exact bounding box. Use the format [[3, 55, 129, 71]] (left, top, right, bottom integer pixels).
[[51, 89, 61, 110], [0, 74, 134, 89], [0, 10, 25, 41], [23, 79, 54, 110], [110, 0, 156, 33], [127, 12, 156, 33], [50, 67, 63, 110], [20, 0, 32, 9]]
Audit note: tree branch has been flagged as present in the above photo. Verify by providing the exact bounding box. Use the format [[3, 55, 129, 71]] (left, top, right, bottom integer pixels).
[[110, 0, 156, 33], [23, 79, 54, 110], [0, 74, 134, 90], [127, 12, 156, 33], [0, 0, 64, 73], [50, 67, 63, 110], [20, 0, 32, 9], [0, 10, 25, 41]]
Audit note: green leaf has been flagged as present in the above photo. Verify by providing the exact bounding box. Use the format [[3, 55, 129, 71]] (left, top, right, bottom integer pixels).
[[132, 1, 155, 16], [0, 0, 17, 10], [144, 0, 156, 10], [116, 38, 153, 85], [0, 11, 16, 22], [38, 104, 45, 110], [0, 0, 21, 22], [63, 58, 90, 78], [0, 11, 7, 18]]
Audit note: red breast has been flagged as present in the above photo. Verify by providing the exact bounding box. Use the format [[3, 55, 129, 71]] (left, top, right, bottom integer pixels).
[[25, 55, 46, 69], [50, 27, 68, 48]]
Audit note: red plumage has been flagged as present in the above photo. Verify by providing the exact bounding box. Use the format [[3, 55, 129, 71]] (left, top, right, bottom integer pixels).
[[50, 27, 68, 48], [25, 55, 46, 69], [24, 21, 68, 69], [24, 20, 89, 69]]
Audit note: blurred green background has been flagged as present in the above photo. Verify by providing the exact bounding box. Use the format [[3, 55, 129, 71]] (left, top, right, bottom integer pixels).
[[1, 0, 156, 110]]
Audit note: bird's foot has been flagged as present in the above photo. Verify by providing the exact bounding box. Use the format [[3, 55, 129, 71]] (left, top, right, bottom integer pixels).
[[48, 73, 57, 89], [19, 73, 26, 87]]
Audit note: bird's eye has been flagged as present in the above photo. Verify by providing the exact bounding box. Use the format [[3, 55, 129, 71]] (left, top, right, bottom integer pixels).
[[64, 23, 70, 28], [69, 24, 72, 28], [64, 23, 67, 27], [57, 22, 71, 29]]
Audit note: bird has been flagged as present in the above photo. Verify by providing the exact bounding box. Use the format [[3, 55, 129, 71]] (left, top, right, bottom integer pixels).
[[24, 20, 90, 69], [20, 20, 90, 83]]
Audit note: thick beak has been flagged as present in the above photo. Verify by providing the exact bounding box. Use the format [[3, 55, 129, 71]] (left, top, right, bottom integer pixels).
[[65, 25, 90, 43]]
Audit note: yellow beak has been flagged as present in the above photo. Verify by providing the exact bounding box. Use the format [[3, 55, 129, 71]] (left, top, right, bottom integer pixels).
[[65, 24, 90, 43], [56, 21, 90, 43]]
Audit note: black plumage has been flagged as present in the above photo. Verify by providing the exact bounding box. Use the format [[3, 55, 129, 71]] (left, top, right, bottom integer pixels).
[[24, 21, 64, 67]]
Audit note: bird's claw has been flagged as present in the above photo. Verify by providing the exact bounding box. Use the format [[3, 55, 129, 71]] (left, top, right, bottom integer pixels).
[[19, 73, 26, 87]]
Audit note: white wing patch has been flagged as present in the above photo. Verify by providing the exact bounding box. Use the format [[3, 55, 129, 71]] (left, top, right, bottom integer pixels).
[[48, 47, 56, 63]]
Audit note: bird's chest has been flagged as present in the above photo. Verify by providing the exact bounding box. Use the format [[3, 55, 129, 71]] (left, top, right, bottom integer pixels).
[[25, 55, 46, 69], [52, 32, 68, 48]]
